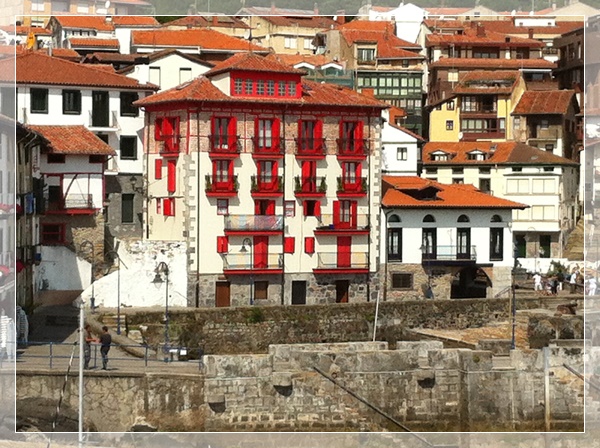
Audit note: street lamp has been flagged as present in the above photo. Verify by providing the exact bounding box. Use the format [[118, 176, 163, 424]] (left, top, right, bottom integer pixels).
[[240, 238, 253, 305], [79, 240, 95, 312], [152, 261, 170, 351], [105, 250, 122, 335], [511, 243, 518, 350]]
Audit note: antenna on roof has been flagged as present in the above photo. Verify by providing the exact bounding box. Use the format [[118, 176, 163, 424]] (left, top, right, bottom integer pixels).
[[511, 9, 516, 15]]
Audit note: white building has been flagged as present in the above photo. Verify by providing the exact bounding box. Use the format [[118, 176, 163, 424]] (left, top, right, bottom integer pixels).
[[380, 176, 525, 299], [381, 106, 423, 176], [421, 141, 580, 262]]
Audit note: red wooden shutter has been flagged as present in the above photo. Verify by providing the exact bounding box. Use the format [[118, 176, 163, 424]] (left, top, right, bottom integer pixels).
[[351, 201, 358, 227], [155, 158, 162, 180], [154, 118, 163, 141], [314, 201, 321, 217], [254, 200, 261, 215], [305, 237, 315, 254], [315, 119, 323, 139], [266, 200, 275, 216], [337, 236, 351, 267], [156, 198, 161, 214], [173, 117, 180, 151], [254, 236, 268, 268], [301, 161, 310, 179], [284, 237, 295, 254], [167, 159, 176, 193], [163, 198, 172, 216], [273, 118, 280, 149], [228, 116, 237, 148], [333, 201, 341, 226], [217, 236, 228, 254]]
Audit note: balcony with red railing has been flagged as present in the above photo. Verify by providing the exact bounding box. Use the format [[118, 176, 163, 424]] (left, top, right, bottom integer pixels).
[[251, 175, 283, 198], [205, 174, 239, 198], [337, 176, 368, 198], [313, 251, 369, 275], [294, 137, 326, 160], [313, 214, 370, 236], [294, 176, 326, 198], [336, 138, 368, 160], [222, 253, 283, 275], [208, 134, 240, 159], [251, 136, 284, 159], [224, 214, 284, 236]]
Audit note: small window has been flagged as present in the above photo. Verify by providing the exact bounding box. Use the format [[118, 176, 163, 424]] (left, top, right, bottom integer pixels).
[[423, 214, 435, 223], [120, 136, 137, 160], [540, 119, 549, 129], [288, 81, 296, 96], [163, 197, 175, 216], [458, 214, 470, 223], [545, 144, 554, 152], [41, 223, 65, 244], [304, 200, 320, 217], [480, 167, 491, 174], [278, 81, 286, 96], [47, 154, 66, 164], [62, 90, 81, 115], [425, 168, 437, 175], [256, 80, 265, 95], [234, 78, 243, 94], [447, 100, 455, 111], [452, 168, 463, 175], [435, 104, 442, 110], [267, 80, 275, 96], [179, 68, 192, 84], [397, 147, 408, 161], [446, 120, 453, 131], [31, 88, 48, 114], [89, 155, 104, 163], [254, 281, 268, 300], [512, 167, 522, 172], [217, 199, 229, 215], [120, 92, 139, 117], [543, 167, 554, 172], [121, 193, 134, 223], [284, 200, 295, 217], [392, 273, 412, 289]]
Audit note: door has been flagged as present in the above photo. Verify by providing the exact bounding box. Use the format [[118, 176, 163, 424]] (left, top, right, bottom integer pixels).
[[254, 236, 268, 269], [337, 236, 351, 268], [292, 281, 307, 305], [215, 282, 230, 307], [92, 91, 109, 127], [457, 228, 471, 259], [336, 280, 349, 303]]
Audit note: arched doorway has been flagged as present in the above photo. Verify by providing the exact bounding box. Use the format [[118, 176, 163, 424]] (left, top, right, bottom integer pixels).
[[451, 267, 492, 298]]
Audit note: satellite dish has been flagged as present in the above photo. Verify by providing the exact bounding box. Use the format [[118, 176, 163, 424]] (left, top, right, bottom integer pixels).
[[458, 131, 464, 139], [105, 0, 110, 9], [511, 9, 516, 16], [243, 29, 251, 40], [529, 10, 534, 15]]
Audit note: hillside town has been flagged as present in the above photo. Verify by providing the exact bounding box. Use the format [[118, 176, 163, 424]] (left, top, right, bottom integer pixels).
[[0, 3, 595, 437]]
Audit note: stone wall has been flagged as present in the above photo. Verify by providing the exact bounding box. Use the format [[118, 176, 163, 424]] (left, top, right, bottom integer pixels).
[[127, 299, 520, 356]]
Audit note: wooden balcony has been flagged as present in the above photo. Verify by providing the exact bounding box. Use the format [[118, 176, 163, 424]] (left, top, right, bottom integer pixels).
[[313, 252, 369, 274], [45, 194, 96, 215], [294, 176, 326, 198], [294, 137, 326, 160], [208, 135, 240, 159], [205, 174, 239, 198], [336, 176, 368, 198]]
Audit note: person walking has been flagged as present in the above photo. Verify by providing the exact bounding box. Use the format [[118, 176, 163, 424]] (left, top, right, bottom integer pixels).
[[99, 326, 112, 370], [83, 324, 95, 369], [589, 277, 597, 297], [533, 272, 542, 291], [570, 270, 578, 294]]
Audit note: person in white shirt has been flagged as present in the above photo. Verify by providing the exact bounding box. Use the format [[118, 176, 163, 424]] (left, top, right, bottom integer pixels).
[[588, 277, 597, 297], [533, 273, 542, 291]]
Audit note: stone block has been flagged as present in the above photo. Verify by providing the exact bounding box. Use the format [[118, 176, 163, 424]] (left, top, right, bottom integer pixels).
[[206, 394, 225, 404], [272, 373, 293, 387], [476, 339, 512, 356]]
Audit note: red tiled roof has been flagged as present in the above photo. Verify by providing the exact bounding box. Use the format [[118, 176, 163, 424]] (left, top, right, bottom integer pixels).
[[163, 15, 249, 29], [429, 57, 555, 70], [389, 123, 426, 141], [421, 141, 577, 166], [205, 53, 306, 76], [82, 52, 140, 64], [52, 16, 115, 32], [261, 15, 336, 28], [134, 75, 389, 109], [337, 21, 421, 50], [42, 48, 81, 60], [2, 52, 157, 90], [453, 70, 520, 95], [382, 175, 528, 209], [472, 19, 584, 36], [131, 29, 266, 52], [27, 125, 116, 155], [0, 25, 51, 35], [512, 90, 576, 115], [425, 7, 472, 15], [111, 16, 159, 26], [68, 38, 120, 49], [426, 27, 545, 47], [276, 53, 342, 68]]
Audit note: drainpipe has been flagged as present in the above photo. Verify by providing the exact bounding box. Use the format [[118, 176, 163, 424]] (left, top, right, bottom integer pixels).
[[281, 106, 287, 306], [196, 105, 201, 308], [144, 107, 150, 240], [366, 113, 373, 303]]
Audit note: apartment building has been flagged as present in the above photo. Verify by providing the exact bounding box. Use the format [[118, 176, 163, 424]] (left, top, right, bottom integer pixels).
[[135, 52, 388, 307]]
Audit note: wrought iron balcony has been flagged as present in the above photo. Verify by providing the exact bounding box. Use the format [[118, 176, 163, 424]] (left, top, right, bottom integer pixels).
[[224, 214, 284, 234], [251, 136, 284, 157], [314, 252, 369, 273], [251, 175, 283, 196], [294, 137, 326, 158], [46, 194, 95, 214], [208, 134, 240, 157], [421, 245, 477, 261], [336, 176, 368, 196], [158, 137, 180, 155], [205, 174, 239, 197], [222, 253, 283, 273], [336, 138, 368, 159], [294, 176, 326, 197]]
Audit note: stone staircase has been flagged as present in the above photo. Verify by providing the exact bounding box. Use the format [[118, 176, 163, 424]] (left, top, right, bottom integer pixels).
[[563, 218, 585, 261]]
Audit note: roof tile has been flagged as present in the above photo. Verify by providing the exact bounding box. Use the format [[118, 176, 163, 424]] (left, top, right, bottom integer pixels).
[[512, 89, 576, 115], [27, 125, 116, 155], [52, 16, 115, 31], [68, 38, 120, 48], [131, 29, 266, 52], [205, 53, 305, 76]]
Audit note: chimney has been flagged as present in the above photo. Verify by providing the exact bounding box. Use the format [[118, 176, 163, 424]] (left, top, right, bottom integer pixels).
[[528, 28, 534, 38], [212, 16, 218, 26], [335, 10, 346, 25], [362, 88, 375, 98], [271, 1, 276, 14], [552, 2, 556, 9], [314, 2, 319, 15], [476, 23, 485, 37]]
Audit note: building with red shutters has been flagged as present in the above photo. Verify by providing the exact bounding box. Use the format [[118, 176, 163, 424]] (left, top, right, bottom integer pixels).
[[135, 52, 388, 307]]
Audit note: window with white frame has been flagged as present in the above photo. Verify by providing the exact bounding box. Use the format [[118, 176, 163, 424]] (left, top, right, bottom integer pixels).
[[284, 37, 297, 49], [179, 68, 192, 84], [506, 178, 529, 194], [31, 0, 45, 11], [531, 205, 555, 220], [303, 38, 314, 50], [234, 78, 243, 95], [77, 2, 89, 13], [448, 70, 459, 82], [532, 178, 556, 194], [267, 80, 275, 96], [357, 48, 375, 62], [397, 147, 407, 161]]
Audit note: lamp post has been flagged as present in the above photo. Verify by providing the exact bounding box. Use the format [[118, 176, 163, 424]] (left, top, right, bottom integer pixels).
[[511, 243, 518, 350], [240, 238, 253, 305], [105, 250, 122, 335], [79, 240, 95, 312], [153, 262, 170, 351]]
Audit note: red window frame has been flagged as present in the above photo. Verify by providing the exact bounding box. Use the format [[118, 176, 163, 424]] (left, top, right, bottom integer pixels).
[[255, 118, 280, 151], [342, 162, 362, 191], [333, 200, 357, 228], [211, 116, 237, 150], [156, 197, 162, 214], [155, 158, 162, 180], [303, 200, 321, 217], [255, 199, 275, 216], [163, 197, 175, 216], [339, 120, 364, 153], [284, 237, 295, 254], [41, 223, 66, 245], [217, 236, 229, 253], [304, 237, 315, 254], [257, 160, 278, 189], [298, 119, 323, 152], [301, 160, 317, 192], [212, 160, 233, 188], [167, 159, 177, 193]]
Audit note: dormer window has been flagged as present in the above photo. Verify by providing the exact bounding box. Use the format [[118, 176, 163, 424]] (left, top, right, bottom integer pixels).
[[430, 151, 451, 161], [288, 81, 297, 96], [234, 78, 243, 95], [467, 150, 487, 161], [357, 48, 376, 63], [267, 80, 275, 96]]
